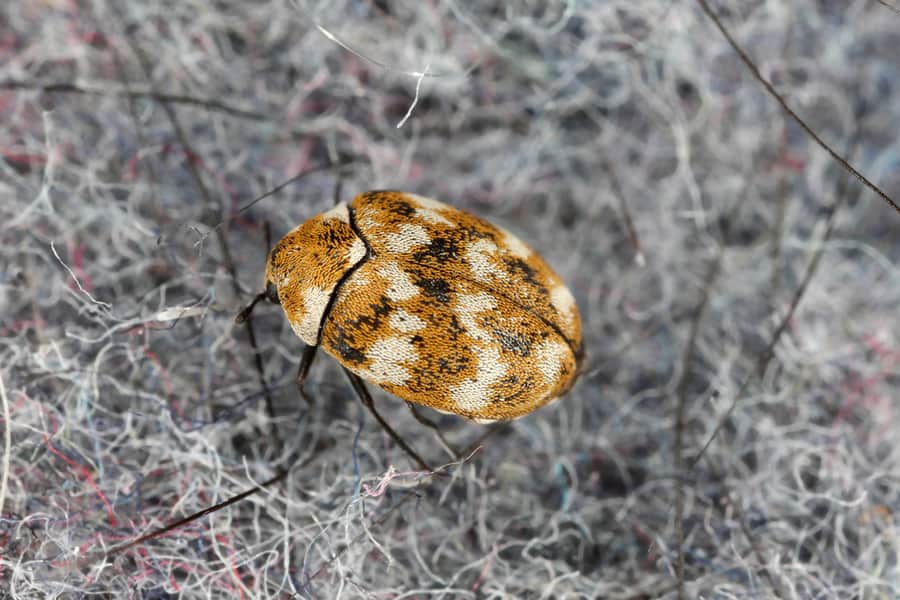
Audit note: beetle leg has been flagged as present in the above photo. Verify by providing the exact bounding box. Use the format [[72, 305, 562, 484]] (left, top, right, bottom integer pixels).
[[234, 291, 268, 324], [296, 344, 318, 406], [342, 367, 433, 472], [405, 402, 459, 460]]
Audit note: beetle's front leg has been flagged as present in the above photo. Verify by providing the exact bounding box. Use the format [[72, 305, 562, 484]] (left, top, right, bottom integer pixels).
[[296, 344, 318, 406], [342, 367, 433, 472]]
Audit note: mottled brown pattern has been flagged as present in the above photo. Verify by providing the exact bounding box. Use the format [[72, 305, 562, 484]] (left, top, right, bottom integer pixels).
[[265, 205, 365, 345], [352, 192, 583, 354], [267, 191, 584, 421]]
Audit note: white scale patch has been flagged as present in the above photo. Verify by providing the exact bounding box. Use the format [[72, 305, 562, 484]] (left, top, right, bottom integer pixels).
[[418, 208, 455, 226], [389, 308, 426, 333], [378, 262, 419, 301], [357, 215, 380, 232], [347, 237, 366, 265], [451, 345, 507, 413], [356, 336, 418, 386], [535, 338, 569, 385], [499, 226, 531, 259], [293, 285, 332, 345], [550, 284, 577, 323], [384, 223, 431, 253], [345, 275, 369, 292], [321, 202, 349, 223], [454, 292, 496, 341], [449, 292, 508, 412], [406, 193, 457, 227], [465, 239, 507, 282], [406, 193, 448, 211]]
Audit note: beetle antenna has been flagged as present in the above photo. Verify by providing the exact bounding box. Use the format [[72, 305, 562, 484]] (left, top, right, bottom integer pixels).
[[104, 469, 289, 559], [235, 291, 268, 324]]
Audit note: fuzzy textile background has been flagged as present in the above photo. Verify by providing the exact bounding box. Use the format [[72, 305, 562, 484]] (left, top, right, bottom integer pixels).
[[2, 1, 899, 598]]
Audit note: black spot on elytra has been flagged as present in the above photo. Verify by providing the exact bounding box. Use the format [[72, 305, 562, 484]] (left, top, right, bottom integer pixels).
[[435, 354, 471, 375], [493, 329, 532, 357], [348, 295, 392, 330], [362, 190, 393, 202], [501, 374, 519, 386], [414, 277, 452, 303], [413, 236, 461, 264], [329, 325, 365, 364], [504, 256, 546, 294], [446, 314, 466, 340], [386, 199, 416, 217], [460, 225, 494, 241]]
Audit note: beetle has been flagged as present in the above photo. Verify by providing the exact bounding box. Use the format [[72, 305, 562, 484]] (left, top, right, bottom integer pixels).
[[238, 191, 583, 465]]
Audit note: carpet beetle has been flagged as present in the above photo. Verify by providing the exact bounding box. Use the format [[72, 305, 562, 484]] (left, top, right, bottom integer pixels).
[[256, 191, 584, 422]]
